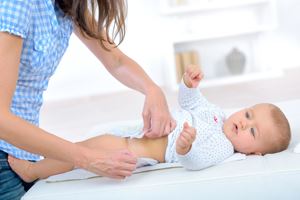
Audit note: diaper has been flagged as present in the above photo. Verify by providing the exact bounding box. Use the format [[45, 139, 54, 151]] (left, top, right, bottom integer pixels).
[[108, 122, 145, 139], [87, 120, 145, 139]]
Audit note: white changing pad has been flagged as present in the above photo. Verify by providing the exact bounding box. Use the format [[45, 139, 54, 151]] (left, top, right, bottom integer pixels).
[[46, 153, 246, 183], [22, 99, 300, 200]]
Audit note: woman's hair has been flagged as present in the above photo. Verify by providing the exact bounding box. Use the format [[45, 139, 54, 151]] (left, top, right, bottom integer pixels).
[[56, 0, 127, 50]]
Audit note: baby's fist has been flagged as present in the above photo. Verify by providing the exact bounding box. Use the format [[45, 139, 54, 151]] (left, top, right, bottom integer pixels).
[[183, 65, 203, 88], [176, 122, 196, 155]]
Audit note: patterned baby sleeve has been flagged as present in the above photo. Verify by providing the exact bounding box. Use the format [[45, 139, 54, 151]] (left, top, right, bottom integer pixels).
[[0, 0, 32, 38], [176, 133, 234, 170], [178, 82, 212, 110]]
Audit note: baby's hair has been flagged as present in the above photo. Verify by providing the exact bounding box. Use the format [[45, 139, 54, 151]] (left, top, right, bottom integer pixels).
[[264, 103, 291, 154]]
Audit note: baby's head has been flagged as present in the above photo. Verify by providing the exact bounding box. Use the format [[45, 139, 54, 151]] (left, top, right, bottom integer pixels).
[[223, 103, 291, 155]]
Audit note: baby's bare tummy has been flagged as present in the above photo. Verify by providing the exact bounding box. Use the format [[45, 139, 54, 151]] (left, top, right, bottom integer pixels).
[[82, 134, 168, 163], [127, 136, 168, 163]]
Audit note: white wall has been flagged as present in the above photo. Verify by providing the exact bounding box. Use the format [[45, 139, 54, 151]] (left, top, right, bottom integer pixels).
[[259, 0, 300, 70], [44, 0, 170, 102], [44, 0, 300, 102]]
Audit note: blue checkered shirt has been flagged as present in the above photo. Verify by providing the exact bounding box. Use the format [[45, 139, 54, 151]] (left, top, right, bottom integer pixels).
[[0, 0, 73, 160]]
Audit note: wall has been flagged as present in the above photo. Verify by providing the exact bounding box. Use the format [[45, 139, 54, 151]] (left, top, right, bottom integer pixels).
[[44, 0, 170, 101], [259, 0, 300, 70], [43, 0, 300, 102]]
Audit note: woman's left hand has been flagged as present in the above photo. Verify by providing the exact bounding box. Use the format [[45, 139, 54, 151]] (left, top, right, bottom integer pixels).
[[142, 86, 176, 138]]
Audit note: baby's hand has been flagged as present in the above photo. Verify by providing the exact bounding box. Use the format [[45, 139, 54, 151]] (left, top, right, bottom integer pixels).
[[183, 65, 204, 88], [176, 122, 196, 155]]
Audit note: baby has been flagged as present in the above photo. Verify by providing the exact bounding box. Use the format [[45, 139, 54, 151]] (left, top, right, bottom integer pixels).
[[9, 65, 291, 182]]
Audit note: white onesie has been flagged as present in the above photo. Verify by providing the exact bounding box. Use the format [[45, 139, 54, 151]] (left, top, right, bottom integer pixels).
[[108, 83, 234, 170]]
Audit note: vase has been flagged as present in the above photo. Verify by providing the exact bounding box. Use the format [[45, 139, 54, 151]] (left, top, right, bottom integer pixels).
[[226, 48, 246, 75]]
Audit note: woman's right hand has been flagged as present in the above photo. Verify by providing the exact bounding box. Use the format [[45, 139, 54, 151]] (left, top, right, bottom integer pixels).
[[78, 147, 137, 179]]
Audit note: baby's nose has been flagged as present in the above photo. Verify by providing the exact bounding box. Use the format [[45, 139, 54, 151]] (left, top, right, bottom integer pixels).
[[240, 121, 247, 130]]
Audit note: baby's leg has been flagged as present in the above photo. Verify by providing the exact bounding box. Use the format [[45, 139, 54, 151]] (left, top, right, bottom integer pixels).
[[8, 156, 74, 183], [9, 134, 129, 182], [9, 134, 167, 182]]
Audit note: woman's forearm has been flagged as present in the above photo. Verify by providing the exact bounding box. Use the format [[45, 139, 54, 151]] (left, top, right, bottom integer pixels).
[[108, 53, 160, 95], [0, 32, 86, 167], [0, 110, 138, 178], [74, 26, 160, 96], [0, 111, 85, 167], [75, 27, 175, 137]]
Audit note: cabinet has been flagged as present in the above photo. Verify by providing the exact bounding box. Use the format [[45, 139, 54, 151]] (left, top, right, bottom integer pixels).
[[161, 0, 283, 90]]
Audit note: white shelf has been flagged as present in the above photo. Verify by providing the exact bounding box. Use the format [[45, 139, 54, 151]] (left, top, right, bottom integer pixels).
[[169, 70, 283, 91], [161, 0, 271, 15], [162, 0, 278, 90], [172, 24, 276, 44], [200, 70, 283, 88]]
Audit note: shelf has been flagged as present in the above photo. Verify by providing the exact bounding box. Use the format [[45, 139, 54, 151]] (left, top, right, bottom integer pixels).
[[161, 0, 271, 16], [199, 70, 283, 88], [162, 0, 279, 91], [169, 69, 284, 91], [172, 24, 276, 44]]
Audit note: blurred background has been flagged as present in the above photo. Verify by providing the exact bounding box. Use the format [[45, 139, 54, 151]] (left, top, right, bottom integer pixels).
[[40, 0, 300, 141]]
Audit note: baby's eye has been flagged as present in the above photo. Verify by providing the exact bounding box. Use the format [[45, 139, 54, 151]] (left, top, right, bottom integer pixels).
[[250, 128, 255, 138], [245, 111, 250, 119]]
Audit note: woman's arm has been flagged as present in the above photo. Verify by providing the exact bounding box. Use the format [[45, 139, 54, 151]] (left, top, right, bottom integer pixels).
[[0, 32, 136, 179], [0, 32, 81, 165], [74, 25, 176, 138]]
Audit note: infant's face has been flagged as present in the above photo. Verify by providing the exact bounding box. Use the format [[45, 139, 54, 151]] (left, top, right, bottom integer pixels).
[[223, 104, 276, 155]]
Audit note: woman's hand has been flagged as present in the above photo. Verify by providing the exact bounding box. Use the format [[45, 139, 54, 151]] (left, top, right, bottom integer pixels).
[[142, 86, 176, 138], [176, 122, 196, 155], [79, 147, 137, 179], [76, 28, 176, 139]]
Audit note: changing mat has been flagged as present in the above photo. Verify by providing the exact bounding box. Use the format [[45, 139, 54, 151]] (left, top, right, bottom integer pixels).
[[22, 99, 300, 200], [46, 153, 246, 183]]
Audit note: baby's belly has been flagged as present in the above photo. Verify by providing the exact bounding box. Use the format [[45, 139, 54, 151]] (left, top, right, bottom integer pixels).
[[127, 136, 168, 163]]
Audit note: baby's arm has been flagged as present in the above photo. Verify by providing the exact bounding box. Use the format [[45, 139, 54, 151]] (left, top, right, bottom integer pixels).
[[176, 131, 234, 170], [183, 65, 203, 88], [176, 122, 196, 155], [178, 65, 212, 110]]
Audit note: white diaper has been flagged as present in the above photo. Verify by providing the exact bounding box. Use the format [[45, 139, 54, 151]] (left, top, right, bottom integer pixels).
[[87, 120, 144, 139], [108, 122, 145, 139]]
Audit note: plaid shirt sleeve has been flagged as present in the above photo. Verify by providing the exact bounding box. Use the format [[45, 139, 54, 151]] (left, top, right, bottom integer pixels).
[[0, 0, 32, 38]]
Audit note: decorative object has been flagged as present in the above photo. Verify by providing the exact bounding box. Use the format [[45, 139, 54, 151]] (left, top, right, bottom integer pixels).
[[226, 47, 246, 75], [170, 0, 188, 6]]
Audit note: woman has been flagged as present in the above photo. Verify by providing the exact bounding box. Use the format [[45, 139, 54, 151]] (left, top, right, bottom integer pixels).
[[0, 0, 176, 199]]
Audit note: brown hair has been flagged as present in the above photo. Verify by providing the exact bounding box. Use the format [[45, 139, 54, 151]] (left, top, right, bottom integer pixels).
[[264, 103, 291, 154], [56, 0, 127, 50]]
